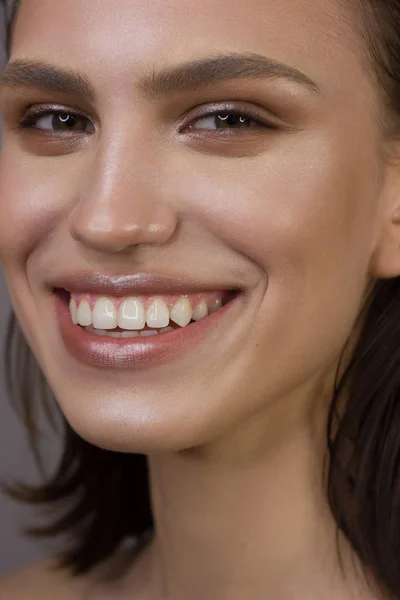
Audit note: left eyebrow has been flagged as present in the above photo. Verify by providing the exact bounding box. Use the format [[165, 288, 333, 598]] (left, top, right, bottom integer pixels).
[[138, 52, 322, 98], [0, 59, 96, 102]]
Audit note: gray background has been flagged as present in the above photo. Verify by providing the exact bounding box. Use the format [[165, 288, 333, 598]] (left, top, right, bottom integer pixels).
[[0, 3, 59, 577], [0, 276, 55, 577]]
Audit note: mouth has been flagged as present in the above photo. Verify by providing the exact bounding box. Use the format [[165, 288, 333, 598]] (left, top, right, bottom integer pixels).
[[54, 284, 242, 370]]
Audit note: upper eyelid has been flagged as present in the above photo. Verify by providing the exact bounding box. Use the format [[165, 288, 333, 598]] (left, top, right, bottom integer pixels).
[[186, 112, 271, 132], [21, 105, 93, 121], [180, 99, 276, 123]]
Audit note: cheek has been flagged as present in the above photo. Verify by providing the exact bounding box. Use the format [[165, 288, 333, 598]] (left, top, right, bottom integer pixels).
[[0, 147, 77, 265], [171, 130, 378, 279], [0, 148, 75, 354], [168, 131, 378, 372]]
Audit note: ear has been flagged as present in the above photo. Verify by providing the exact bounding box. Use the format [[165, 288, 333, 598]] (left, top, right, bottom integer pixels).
[[368, 158, 400, 279]]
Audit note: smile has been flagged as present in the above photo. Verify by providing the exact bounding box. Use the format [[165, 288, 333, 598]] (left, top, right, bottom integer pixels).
[[54, 280, 242, 370], [69, 291, 231, 338]]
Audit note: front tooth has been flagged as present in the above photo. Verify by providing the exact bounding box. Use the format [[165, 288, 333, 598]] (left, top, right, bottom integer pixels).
[[140, 329, 159, 336], [170, 297, 192, 327], [192, 300, 208, 321], [146, 298, 170, 328], [69, 298, 78, 325], [77, 301, 92, 326], [92, 297, 117, 330], [118, 297, 145, 330]]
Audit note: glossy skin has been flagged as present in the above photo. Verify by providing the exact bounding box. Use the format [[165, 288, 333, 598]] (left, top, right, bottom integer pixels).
[[1, 0, 400, 598]]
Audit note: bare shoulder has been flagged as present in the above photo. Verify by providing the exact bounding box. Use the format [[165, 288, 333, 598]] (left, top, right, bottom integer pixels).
[[0, 558, 85, 600]]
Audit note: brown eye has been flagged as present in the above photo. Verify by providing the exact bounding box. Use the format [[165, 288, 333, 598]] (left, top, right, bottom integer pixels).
[[191, 111, 261, 131], [21, 110, 95, 133], [50, 113, 89, 131]]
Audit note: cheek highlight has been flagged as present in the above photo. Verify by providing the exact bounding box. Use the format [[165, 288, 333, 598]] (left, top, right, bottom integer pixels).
[[0, 149, 79, 261]]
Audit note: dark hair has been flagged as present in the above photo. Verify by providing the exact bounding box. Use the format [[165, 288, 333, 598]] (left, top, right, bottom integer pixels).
[[3, 0, 400, 597]]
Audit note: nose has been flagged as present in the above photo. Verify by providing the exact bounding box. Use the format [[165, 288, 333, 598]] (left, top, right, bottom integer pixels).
[[68, 141, 179, 254]]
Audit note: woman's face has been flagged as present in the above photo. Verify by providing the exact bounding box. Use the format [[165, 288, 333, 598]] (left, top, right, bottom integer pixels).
[[0, 0, 389, 453]]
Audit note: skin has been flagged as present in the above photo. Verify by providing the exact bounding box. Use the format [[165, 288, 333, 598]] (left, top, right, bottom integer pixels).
[[0, 0, 400, 598]]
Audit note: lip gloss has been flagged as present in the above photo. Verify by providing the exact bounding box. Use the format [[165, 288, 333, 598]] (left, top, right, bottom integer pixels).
[[55, 291, 240, 370]]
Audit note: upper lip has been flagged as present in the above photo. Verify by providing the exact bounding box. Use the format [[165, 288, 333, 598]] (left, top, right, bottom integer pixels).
[[49, 271, 238, 296]]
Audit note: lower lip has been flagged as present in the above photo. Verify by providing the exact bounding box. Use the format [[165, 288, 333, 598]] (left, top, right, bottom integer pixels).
[[55, 292, 240, 370]]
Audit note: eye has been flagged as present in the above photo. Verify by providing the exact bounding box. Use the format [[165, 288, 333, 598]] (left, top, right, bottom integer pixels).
[[188, 110, 269, 131], [20, 109, 95, 133]]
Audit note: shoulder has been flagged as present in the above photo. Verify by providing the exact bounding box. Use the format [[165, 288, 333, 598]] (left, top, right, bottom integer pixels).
[[0, 558, 85, 600]]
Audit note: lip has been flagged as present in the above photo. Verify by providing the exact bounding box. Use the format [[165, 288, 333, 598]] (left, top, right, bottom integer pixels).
[[49, 271, 237, 296], [55, 287, 242, 370]]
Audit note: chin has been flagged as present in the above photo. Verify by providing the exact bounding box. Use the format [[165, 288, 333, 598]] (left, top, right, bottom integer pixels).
[[47, 379, 236, 454]]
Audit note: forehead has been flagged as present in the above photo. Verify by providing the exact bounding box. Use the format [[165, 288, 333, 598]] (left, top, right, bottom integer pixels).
[[12, 0, 367, 99]]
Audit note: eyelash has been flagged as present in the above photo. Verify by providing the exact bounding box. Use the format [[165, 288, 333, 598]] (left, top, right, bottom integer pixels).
[[18, 105, 273, 134], [19, 108, 94, 133]]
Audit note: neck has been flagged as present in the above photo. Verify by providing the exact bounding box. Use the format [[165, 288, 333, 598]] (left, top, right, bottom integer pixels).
[[138, 406, 377, 600]]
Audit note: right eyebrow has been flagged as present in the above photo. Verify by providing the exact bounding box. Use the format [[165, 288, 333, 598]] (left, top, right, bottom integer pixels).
[[0, 60, 96, 103]]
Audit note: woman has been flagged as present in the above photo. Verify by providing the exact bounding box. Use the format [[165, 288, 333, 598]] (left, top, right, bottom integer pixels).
[[0, 0, 400, 598]]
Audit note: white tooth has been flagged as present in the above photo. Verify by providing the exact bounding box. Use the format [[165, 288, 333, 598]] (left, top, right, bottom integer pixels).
[[92, 329, 108, 336], [160, 326, 174, 333], [121, 331, 140, 338], [77, 301, 92, 326], [209, 298, 222, 314], [170, 297, 192, 327], [140, 329, 159, 336], [108, 332, 123, 338], [69, 298, 78, 325], [92, 297, 117, 330], [118, 297, 145, 330], [146, 298, 170, 328], [192, 300, 208, 321]]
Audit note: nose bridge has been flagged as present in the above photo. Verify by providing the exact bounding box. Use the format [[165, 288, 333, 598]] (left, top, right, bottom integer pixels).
[[69, 133, 178, 253]]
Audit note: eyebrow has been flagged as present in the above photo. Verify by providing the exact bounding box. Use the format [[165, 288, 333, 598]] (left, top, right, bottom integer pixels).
[[0, 53, 321, 102], [0, 59, 96, 102], [141, 53, 321, 97]]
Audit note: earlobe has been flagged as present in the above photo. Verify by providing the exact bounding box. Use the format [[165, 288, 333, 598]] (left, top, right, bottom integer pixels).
[[368, 174, 400, 280], [366, 156, 400, 279]]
